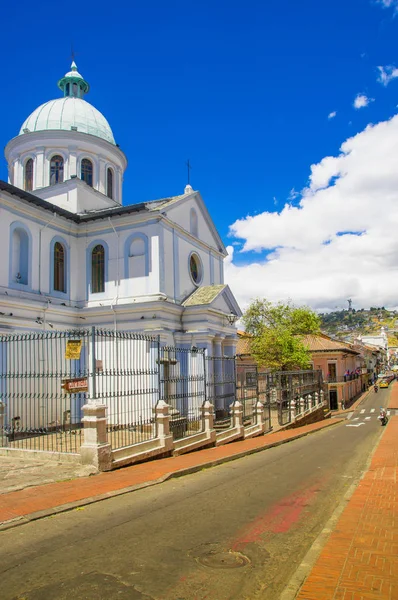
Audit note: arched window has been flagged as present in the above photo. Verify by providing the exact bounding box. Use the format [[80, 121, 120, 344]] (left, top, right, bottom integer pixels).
[[91, 245, 105, 293], [107, 168, 113, 199], [11, 227, 29, 285], [54, 242, 66, 292], [81, 158, 93, 187], [190, 208, 198, 237], [24, 159, 33, 191], [50, 155, 64, 186]]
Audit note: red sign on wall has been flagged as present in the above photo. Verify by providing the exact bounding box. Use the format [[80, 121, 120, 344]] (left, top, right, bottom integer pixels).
[[61, 377, 88, 394]]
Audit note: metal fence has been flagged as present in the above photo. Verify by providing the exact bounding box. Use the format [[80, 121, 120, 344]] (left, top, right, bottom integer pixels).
[[206, 356, 236, 428], [235, 365, 323, 429], [0, 327, 324, 456], [159, 346, 206, 440], [0, 328, 209, 453], [0, 329, 91, 453], [96, 330, 160, 450]]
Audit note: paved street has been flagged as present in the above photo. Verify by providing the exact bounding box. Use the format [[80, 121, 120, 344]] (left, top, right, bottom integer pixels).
[[0, 388, 389, 600]]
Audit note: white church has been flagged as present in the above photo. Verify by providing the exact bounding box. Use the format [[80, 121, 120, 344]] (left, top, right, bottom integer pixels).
[[0, 61, 241, 357]]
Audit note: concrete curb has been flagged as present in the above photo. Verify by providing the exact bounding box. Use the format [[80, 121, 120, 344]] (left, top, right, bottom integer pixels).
[[0, 418, 344, 532]]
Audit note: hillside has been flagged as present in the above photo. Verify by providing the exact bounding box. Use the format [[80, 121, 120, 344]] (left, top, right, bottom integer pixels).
[[320, 307, 398, 345]]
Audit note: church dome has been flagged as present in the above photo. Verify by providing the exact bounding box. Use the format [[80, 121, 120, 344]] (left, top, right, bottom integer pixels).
[[19, 62, 116, 145]]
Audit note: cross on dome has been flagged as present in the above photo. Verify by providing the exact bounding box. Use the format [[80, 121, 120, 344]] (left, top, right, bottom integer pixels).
[[58, 61, 90, 98]]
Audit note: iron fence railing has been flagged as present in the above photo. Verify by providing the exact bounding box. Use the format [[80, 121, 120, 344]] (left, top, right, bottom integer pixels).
[[0, 327, 325, 456], [0, 329, 92, 453], [95, 330, 160, 450], [159, 346, 206, 441], [206, 356, 236, 428], [325, 374, 360, 383]]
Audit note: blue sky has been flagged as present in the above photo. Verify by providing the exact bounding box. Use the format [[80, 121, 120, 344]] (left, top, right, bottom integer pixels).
[[2, 0, 398, 310]]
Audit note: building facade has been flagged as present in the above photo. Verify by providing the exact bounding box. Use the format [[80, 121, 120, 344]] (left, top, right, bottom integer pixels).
[[0, 62, 241, 355], [303, 334, 363, 410]]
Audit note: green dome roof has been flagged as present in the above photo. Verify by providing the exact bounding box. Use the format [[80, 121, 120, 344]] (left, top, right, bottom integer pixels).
[[19, 97, 116, 144], [19, 62, 115, 145]]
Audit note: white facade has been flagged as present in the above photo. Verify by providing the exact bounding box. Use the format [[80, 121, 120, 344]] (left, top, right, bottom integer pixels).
[[0, 62, 241, 354]]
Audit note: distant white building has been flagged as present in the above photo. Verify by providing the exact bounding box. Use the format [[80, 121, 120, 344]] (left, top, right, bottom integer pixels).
[[358, 327, 388, 351], [0, 61, 241, 356]]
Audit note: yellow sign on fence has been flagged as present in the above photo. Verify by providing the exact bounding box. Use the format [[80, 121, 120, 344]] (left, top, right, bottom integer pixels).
[[65, 340, 82, 360]]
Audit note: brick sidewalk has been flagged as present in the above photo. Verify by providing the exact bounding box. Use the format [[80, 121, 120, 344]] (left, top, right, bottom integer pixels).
[[387, 380, 398, 409], [297, 416, 398, 600], [0, 417, 342, 528]]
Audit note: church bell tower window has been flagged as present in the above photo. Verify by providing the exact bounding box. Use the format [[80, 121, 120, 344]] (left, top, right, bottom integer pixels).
[[107, 168, 113, 199], [50, 155, 64, 186], [81, 158, 93, 187], [24, 158, 33, 191]]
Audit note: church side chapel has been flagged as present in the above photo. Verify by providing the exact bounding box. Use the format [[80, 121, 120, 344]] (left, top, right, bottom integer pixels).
[[0, 61, 241, 357]]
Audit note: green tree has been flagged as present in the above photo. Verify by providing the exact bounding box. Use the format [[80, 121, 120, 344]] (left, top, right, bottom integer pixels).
[[242, 299, 321, 371]]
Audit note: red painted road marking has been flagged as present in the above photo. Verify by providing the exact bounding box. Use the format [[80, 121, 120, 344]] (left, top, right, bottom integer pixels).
[[231, 479, 328, 551]]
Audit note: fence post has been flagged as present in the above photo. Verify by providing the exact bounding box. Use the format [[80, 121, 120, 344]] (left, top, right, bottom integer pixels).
[[231, 400, 244, 436], [154, 399, 174, 452], [290, 397, 297, 421], [91, 326, 97, 402], [308, 394, 313, 410], [202, 400, 216, 445], [0, 401, 6, 447], [80, 403, 112, 471], [320, 389, 325, 406], [254, 400, 265, 431], [314, 391, 319, 406]]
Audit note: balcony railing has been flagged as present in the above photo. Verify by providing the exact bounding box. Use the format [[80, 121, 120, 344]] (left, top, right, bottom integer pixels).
[[325, 373, 360, 383]]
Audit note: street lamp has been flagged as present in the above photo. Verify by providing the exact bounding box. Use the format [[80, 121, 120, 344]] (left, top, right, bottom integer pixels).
[[226, 312, 238, 326]]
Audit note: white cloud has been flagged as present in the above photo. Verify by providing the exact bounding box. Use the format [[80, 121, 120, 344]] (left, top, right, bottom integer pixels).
[[376, 0, 398, 9], [377, 65, 398, 86], [353, 94, 373, 109], [225, 115, 398, 312], [328, 111, 337, 119]]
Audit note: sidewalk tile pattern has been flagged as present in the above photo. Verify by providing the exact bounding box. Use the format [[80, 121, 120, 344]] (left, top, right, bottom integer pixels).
[[297, 416, 398, 600], [0, 418, 342, 525], [387, 381, 398, 409]]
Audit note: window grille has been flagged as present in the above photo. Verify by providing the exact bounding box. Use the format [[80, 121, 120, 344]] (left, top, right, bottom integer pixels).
[[50, 155, 64, 186]]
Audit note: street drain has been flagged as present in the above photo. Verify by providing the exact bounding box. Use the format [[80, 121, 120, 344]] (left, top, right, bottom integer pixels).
[[197, 550, 250, 569]]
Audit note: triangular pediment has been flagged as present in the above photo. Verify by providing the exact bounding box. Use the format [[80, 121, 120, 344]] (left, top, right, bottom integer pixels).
[[149, 190, 227, 255], [182, 284, 242, 317]]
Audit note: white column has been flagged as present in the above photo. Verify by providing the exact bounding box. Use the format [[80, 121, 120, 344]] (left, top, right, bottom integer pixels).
[[117, 166, 122, 204], [98, 156, 106, 195], [213, 336, 223, 413], [35, 147, 45, 189], [68, 146, 78, 178]]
